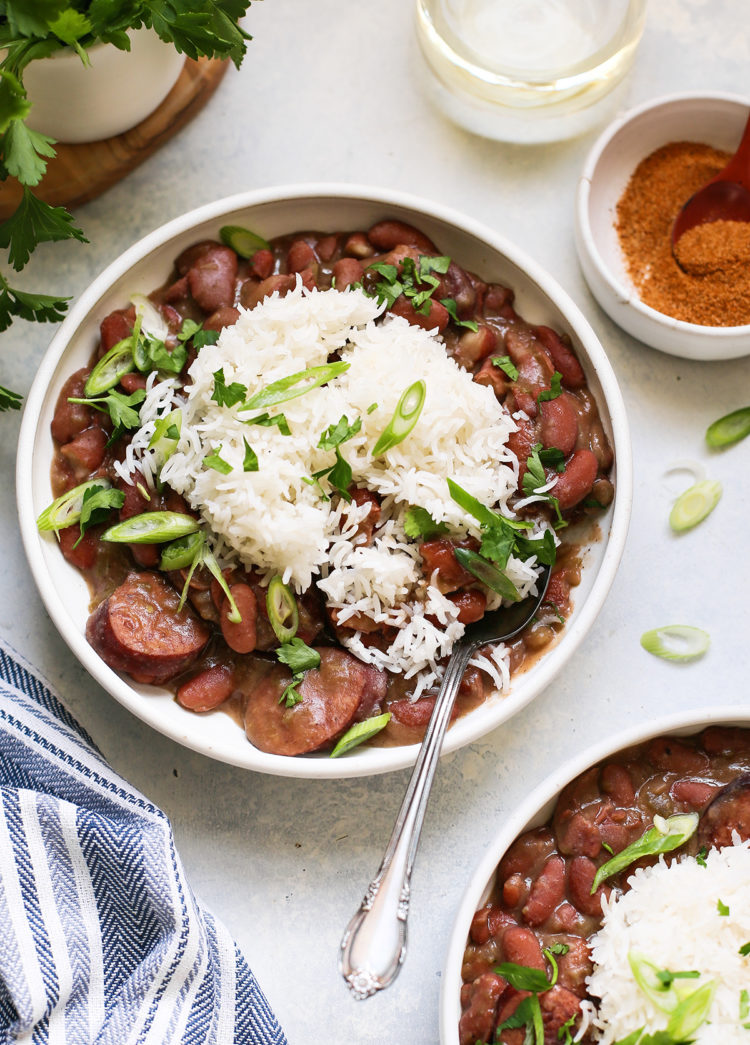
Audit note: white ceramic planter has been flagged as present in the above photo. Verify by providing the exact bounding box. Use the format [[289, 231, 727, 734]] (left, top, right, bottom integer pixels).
[[23, 28, 185, 143]]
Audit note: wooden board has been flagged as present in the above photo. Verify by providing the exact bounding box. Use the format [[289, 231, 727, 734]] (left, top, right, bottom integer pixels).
[[0, 57, 229, 220]]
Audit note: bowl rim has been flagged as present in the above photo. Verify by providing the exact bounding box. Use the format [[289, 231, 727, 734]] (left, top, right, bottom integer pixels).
[[17, 182, 632, 779], [440, 704, 750, 1043], [576, 90, 750, 338]]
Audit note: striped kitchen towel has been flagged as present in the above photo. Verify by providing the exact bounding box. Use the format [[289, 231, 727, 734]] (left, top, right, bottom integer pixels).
[[0, 640, 287, 1045]]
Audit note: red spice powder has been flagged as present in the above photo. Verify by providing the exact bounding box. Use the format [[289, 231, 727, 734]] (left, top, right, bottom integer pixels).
[[616, 141, 750, 327]]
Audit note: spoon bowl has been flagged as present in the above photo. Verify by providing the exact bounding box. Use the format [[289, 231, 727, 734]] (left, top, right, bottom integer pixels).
[[339, 564, 552, 999], [672, 110, 750, 248]]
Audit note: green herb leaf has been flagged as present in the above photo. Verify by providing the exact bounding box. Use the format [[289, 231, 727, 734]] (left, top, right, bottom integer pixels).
[[193, 328, 220, 350], [0, 187, 86, 271], [276, 637, 320, 676], [717, 898, 730, 916], [37, 479, 112, 532], [538, 372, 563, 404], [491, 355, 519, 381], [403, 506, 449, 540], [243, 411, 291, 435], [203, 444, 232, 474], [2, 119, 56, 186], [0, 383, 22, 411], [318, 414, 362, 452], [242, 437, 258, 472], [212, 367, 247, 407], [0, 276, 69, 332], [439, 296, 478, 331], [330, 713, 391, 757], [739, 942, 750, 957], [591, 813, 699, 893], [76, 485, 125, 545], [495, 994, 544, 1045], [696, 847, 707, 867], [135, 333, 186, 375]]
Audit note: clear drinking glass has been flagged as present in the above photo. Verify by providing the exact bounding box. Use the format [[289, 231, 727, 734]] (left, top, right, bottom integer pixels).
[[415, 0, 648, 143]]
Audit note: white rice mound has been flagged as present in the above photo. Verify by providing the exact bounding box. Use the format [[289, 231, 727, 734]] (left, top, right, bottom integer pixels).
[[587, 839, 750, 1044], [139, 280, 549, 691]]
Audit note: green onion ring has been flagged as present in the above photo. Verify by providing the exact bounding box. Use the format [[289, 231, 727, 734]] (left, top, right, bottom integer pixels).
[[266, 576, 299, 644], [640, 625, 710, 662], [706, 406, 750, 449], [669, 479, 722, 532], [372, 379, 426, 457], [101, 511, 199, 545]]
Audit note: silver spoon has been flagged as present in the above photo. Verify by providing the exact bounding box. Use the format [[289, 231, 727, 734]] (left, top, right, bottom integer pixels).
[[339, 564, 552, 999]]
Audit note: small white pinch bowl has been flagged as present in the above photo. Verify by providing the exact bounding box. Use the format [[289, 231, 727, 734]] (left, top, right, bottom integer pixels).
[[440, 706, 750, 1044], [23, 28, 185, 143], [575, 92, 750, 360], [17, 185, 631, 779]]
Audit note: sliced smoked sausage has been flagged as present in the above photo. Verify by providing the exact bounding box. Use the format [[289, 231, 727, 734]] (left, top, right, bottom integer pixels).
[[697, 773, 750, 851], [86, 571, 210, 685], [243, 647, 384, 756]]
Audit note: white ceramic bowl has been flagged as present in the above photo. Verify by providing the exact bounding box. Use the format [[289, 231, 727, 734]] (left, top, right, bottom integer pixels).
[[575, 92, 750, 360], [23, 29, 185, 143], [17, 185, 632, 779], [440, 705, 750, 1044]]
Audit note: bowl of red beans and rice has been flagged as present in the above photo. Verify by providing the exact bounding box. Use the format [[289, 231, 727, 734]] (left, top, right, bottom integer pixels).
[[444, 707, 750, 1045], [17, 185, 631, 778]]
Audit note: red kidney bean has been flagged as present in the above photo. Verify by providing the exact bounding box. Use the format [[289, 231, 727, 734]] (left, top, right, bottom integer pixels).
[[130, 545, 161, 569], [120, 373, 148, 394], [499, 827, 556, 880], [567, 856, 610, 917], [647, 737, 709, 775], [250, 249, 274, 279], [540, 985, 582, 1035], [343, 232, 375, 258], [388, 695, 459, 729], [118, 473, 154, 519], [60, 426, 107, 476], [58, 526, 99, 570], [99, 307, 135, 356], [522, 855, 566, 926], [555, 936, 593, 993], [164, 275, 189, 303], [670, 779, 720, 808], [495, 989, 529, 1045], [286, 239, 318, 274], [483, 283, 515, 316], [419, 538, 476, 592], [438, 261, 476, 318], [543, 570, 571, 616], [488, 907, 515, 938], [315, 235, 338, 261], [473, 356, 509, 398], [175, 240, 216, 274], [553, 450, 598, 511], [390, 294, 449, 332], [220, 584, 258, 654], [177, 663, 236, 712], [204, 306, 241, 331], [367, 219, 437, 253], [458, 972, 506, 1045], [348, 487, 381, 545], [502, 925, 545, 970], [187, 245, 238, 312], [454, 324, 498, 368], [470, 905, 495, 946], [447, 590, 487, 624], [332, 257, 363, 290], [600, 763, 636, 806], [239, 273, 297, 310], [506, 418, 537, 489], [697, 775, 750, 850], [502, 873, 527, 909], [51, 368, 96, 444], [702, 726, 750, 755], [556, 810, 602, 858], [535, 326, 585, 388], [540, 394, 578, 456]]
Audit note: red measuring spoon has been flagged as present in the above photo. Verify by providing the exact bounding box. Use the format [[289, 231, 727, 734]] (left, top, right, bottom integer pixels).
[[672, 110, 750, 248]]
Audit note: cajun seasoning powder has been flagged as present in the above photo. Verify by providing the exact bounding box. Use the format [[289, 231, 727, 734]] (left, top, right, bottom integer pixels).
[[616, 141, 750, 326]]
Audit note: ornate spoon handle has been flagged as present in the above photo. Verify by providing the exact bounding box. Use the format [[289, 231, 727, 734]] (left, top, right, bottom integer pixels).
[[339, 638, 474, 999]]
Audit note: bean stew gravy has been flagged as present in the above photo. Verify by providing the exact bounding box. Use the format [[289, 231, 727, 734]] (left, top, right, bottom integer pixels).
[[47, 219, 613, 757], [459, 726, 750, 1044]]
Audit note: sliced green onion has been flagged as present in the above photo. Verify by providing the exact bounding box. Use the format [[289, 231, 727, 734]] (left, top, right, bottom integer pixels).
[[130, 293, 168, 340], [669, 479, 721, 532], [372, 379, 426, 457], [159, 530, 204, 571], [640, 625, 710, 662], [706, 406, 750, 449], [148, 409, 182, 478], [591, 812, 699, 893], [628, 953, 681, 1014], [101, 511, 199, 545], [239, 361, 350, 411], [200, 544, 241, 623], [666, 981, 715, 1040], [219, 224, 270, 258], [83, 337, 135, 396], [266, 576, 299, 644], [454, 546, 520, 602], [330, 713, 391, 757], [36, 479, 112, 532]]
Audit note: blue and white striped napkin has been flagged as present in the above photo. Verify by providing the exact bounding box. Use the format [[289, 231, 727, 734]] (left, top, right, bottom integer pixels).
[[0, 640, 287, 1045]]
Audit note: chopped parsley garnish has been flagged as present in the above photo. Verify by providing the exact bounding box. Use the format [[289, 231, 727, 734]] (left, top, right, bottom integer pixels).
[[440, 295, 478, 331], [523, 444, 567, 528], [739, 942, 750, 957], [359, 254, 476, 329], [403, 506, 449, 540], [68, 387, 146, 443], [448, 478, 556, 570], [243, 411, 291, 435], [276, 638, 321, 708], [0, 384, 23, 412], [558, 1013, 578, 1044], [193, 328, 220, 350], [538, 371, 563, 404], [242, 438, 259, 472], [203, 445, 232, 474], [717, 898, 730, 916], [493, 953, 563, 1045], [312, 414, 362, 501], [740, 988, 749, 1022], [134, 332, 186, 375], [491, 355, 519, 381], [696, 846, 708, 867], [654, 968, 700, 988], [212, 367, 247, 408], [76, 485, 125, 547]]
